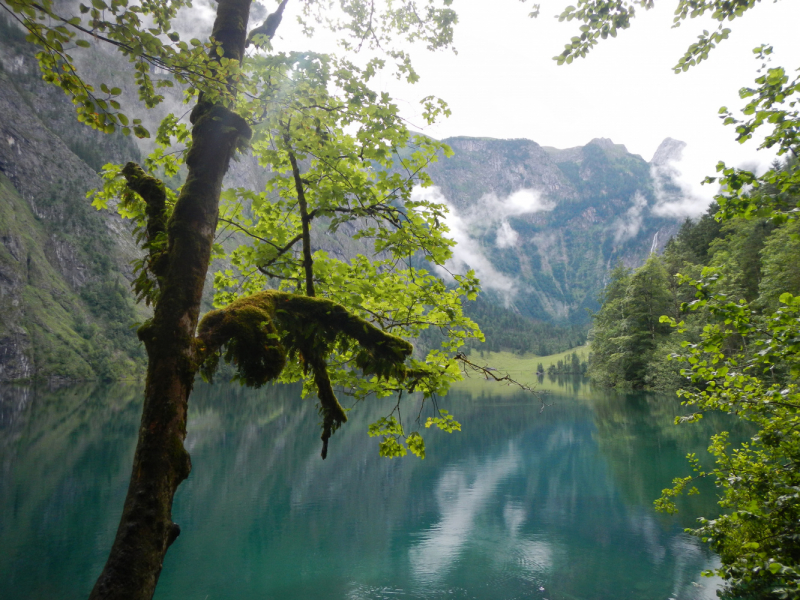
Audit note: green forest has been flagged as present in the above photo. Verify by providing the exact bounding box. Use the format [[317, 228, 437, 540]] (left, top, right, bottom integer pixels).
[[589, 170, 800, 391]]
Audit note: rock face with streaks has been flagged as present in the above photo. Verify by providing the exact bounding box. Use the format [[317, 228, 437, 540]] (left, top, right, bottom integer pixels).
[[0, 18, 145, 381], [423, 136, 685, 323]]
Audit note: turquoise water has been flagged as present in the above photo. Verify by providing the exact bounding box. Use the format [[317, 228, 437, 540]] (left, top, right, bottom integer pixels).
[[0, 378, 741, 600]]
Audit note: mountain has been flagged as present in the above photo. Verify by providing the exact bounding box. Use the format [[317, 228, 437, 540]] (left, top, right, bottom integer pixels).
[[422, 136, 685, 323], [0, 17, 146, 381]]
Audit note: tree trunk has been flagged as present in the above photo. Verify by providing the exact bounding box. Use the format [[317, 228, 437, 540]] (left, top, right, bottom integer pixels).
[[287, 147, 315, 297], [89, 1, 253, 598]]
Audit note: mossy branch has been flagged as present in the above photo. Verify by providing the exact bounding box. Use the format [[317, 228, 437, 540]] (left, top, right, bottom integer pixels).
[[196, 298, 287, 387], [122, 161, 169, 278], [197, 290, 413, 457]]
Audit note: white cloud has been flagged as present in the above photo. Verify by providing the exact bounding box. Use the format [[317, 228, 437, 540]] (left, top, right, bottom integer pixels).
[[495, 221, 518, 248], [613, 191, 648, 243], [503, 189, 553, 216], [464, 188, 555, 226], [411, 186, 553, 300]]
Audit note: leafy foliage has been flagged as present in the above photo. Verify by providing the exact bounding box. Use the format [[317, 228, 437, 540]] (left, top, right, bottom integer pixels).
[[588, 256, 672, 388], [41, 0, 483, 457], [366, 409, 459, 459], [555, 0, 755, 72], [657, 279, 800, 599]]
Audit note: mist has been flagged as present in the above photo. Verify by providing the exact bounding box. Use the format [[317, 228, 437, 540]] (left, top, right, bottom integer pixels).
[[650, 140, 715, 220], [613, 192, 648, 243], [411, 186, 554, 300]]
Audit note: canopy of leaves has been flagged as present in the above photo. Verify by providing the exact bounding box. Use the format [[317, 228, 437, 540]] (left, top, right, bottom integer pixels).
[[658, 278, 800, 599], [38, 0, 485, 459]]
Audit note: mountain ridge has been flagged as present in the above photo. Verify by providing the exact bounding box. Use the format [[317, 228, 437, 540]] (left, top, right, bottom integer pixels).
[[421, 135, 688, 324]]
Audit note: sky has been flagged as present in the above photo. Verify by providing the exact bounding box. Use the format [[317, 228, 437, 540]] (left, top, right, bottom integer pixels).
[[264, 0, 800, 204]]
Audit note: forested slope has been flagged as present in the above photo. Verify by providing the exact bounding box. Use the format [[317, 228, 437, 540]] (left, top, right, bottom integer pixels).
[[0, 17, 145, 380], [588, 181, 800, 390]]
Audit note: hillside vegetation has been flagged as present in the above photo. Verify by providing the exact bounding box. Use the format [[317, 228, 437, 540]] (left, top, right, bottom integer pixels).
[[0, 19, 146, 380], [589, 180, 800, 390], [0, 175, 144, 380]]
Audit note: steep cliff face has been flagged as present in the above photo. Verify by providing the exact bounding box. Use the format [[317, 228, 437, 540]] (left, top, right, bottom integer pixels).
[[430, 137, 579, 209], [424, 136, 684, 323], [0, 18, 145, 381]]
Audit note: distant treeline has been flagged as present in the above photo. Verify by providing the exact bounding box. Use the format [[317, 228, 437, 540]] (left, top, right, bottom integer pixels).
[[461, 296, 588, 355], [537, 351, 588, 376], [589, 199, 800, 390]]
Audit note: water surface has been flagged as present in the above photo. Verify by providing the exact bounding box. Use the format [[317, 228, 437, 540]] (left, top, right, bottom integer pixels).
[[0, 378, 742, 600]]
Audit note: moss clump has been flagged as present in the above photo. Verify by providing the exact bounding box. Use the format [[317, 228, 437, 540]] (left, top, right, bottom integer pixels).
[[197, 290, 413, 457], [197, 299, 286, 387]]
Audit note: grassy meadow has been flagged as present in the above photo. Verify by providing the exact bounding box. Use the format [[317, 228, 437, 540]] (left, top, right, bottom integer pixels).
[[451, 345, 592, 398]]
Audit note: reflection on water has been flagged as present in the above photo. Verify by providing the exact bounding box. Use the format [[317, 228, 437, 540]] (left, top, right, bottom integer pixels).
[[452, 372, 597, 401], [1, 381, 732, 600], [410, 442, 522, 583]]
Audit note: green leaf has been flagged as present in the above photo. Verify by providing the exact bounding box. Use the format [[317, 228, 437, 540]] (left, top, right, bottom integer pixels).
[[407, 432, 425, 459]]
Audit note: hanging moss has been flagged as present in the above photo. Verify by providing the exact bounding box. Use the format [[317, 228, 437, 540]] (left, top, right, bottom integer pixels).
[[197, 290, 413, 457], [197, 297, 286, 386]]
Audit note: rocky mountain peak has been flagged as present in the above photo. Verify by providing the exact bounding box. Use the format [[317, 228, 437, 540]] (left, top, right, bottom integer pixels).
[[588, 137, 623, 151], [651, 137, 687, 166]]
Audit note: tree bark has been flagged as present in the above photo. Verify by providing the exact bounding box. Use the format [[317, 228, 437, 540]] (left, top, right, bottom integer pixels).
[[88, 1, 253, 598]]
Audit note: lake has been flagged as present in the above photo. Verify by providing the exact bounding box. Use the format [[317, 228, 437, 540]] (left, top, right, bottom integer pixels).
[[0, 376, 743, 600]]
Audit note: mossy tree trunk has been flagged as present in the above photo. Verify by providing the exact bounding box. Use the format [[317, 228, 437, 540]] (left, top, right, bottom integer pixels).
[[88, 1, 253, 598]]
